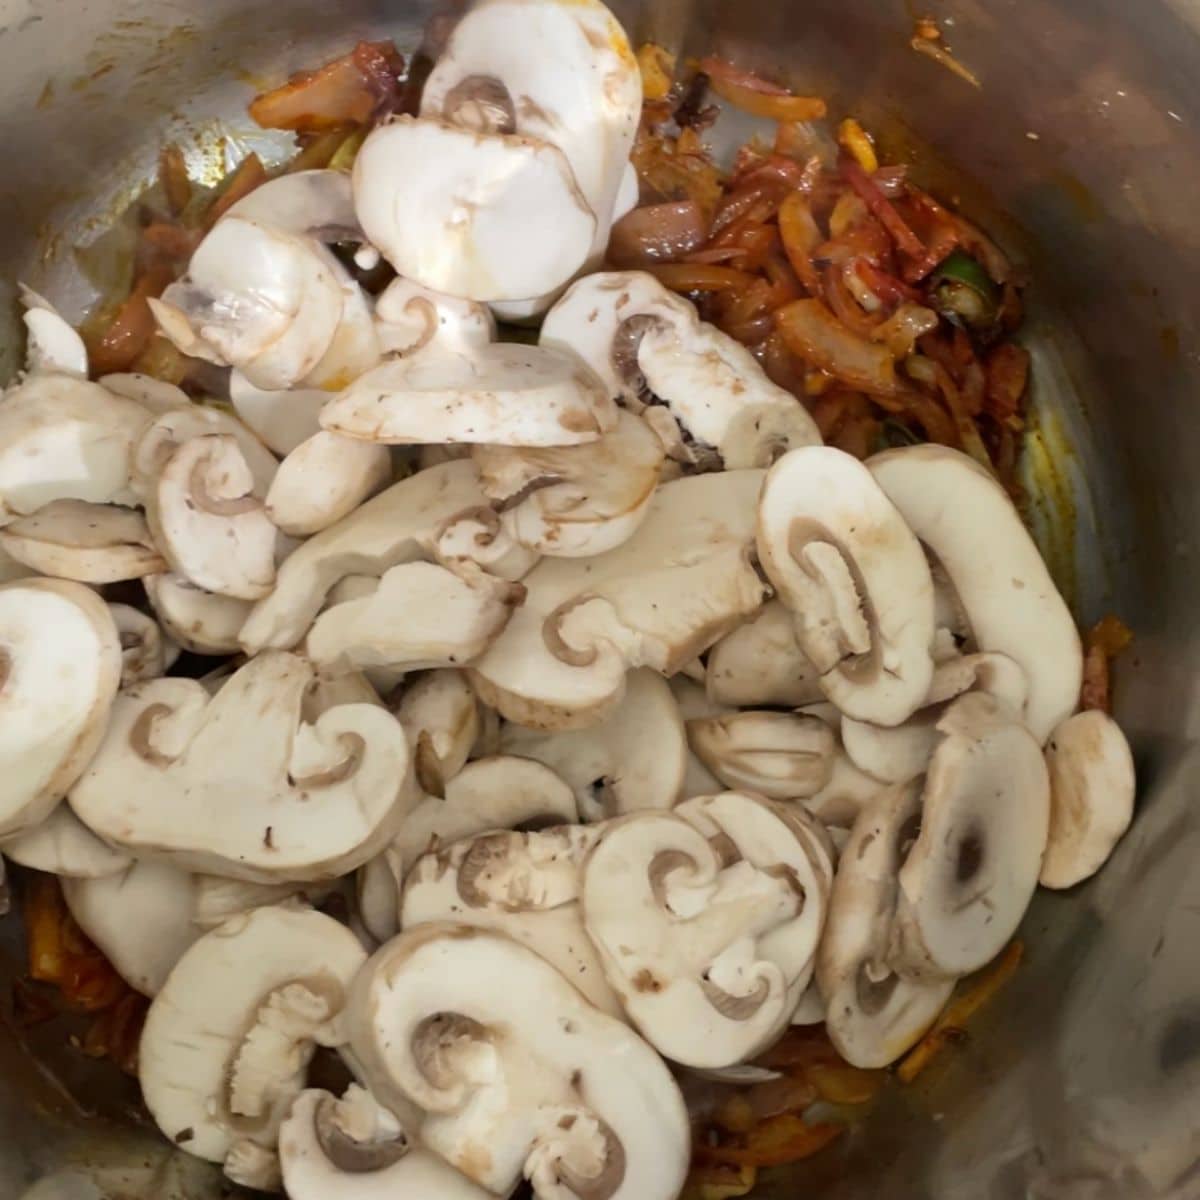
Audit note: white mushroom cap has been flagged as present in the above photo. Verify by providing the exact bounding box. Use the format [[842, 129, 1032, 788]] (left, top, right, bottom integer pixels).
[[375, 277, 496, 357], [280, 1087, 491, 1200], [581, 794, 830, 1068], [402, 825, 622, 1016], [228, 371, 332, 457], [140, 905, 367, 1178], [20, 285, 88, 378], [240, 459, 531, 654], [146, 434, 279, 600], [320, 342, 616, 447], [816, 781, 954, 1069], [0, 579, 121, 837], [1, 804, 131, 878], [473, 410, 664, 557], [306, 560, 523, 676], [687, 710, 836, 800], [345, 923, 690, 1200], [890, 692, 1050, 979], [62, 860, 197, 995], [0, 374, 151, 523], [1040, 709, 1136, 889], [143, 572, 253, 656], [265, 433, 391, 538], [470, 470, 768, 731], [0, 500, 166, 583], [108, 602, 181, 687], [500, 668, 686, 820], [869, 445, 1083, 742], [69, 651, 419, 882], [757, 447, 936, 726], [393, 669, 481, 796], [705, 600, 825, 709], [540, 271, 821, 468], [352, 116, 596, 302]]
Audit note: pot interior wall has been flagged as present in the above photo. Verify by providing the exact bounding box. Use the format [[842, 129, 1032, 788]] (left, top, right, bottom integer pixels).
[[1, 0, 1198, 1196]]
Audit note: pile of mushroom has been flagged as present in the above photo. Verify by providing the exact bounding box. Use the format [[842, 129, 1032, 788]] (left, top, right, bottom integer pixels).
[[0, 0, 1138, 1195]]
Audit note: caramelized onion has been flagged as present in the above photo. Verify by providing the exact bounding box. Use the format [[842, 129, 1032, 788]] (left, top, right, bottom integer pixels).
[[607, 201, 708, 269]]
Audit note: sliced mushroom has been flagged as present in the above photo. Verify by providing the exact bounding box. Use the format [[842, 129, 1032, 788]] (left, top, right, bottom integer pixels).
[[1040, 710, 1136, 889], [757, 447, 935, 726], [143, 572, 254, 656], [374, 277, 496, 357], [581, 793, 831, 1068], [0, 374, 151, 523], [473, 410, 664, 557], [228, 372, 332, 457], [803, 745, 889, 830], [0, 500, 166, 583], [470, 469, 768, 730], [1, 804, 131, 878], [306, 560, 523, 676], [816, 782, 954, 1069], [240, 459, 535, 655], [20, 285, 88, 378], [109, 602, 181, 686], [62, 860, 198, 994], [225, 168, 362, 242], [280, 1087, 490, 1200], [706, 601, 825, 709], [499, 668, 686, 820], [869, 445, 1083, 742], [191, 875, 332, 930], [140, 905, 367, 1184], [345, 924, 689, 1200], [352, 116, 596, 302], [320, 342, 616, 448], [0, 545, 32, 584], [403, 825, 622, 1016], [265, 433, 391, 538], [0, 579, 121, 837], [69, 651, 418, 882], [98, 372, 193, 415], [890, 692, 1050, 979], [540, 271, 821, 468], [687, 710, 836, 800], [393, 670, 480, 798]]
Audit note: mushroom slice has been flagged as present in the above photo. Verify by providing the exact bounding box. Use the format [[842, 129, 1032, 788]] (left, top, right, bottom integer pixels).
[[241, 459, 529, 654], [0, 500, 166, 583], [393, 669, 480, 798], [1, 804, 130, 878], [306, 560, 523, 676], [757, 447, 936, 727], [403, 825, 622, 1016], [280, 1087, 490, 1200], [1040, 710, 1136, 889], [0, 545, 32, 585], [228, 372, 331, 458], [109, 602, 181, 687], [352, 116, 596, 302], [581, 794, 830, 1068], [816, 782, 954, 1069], [470, 470, 768, 731], [20, 285, 88, 378], [346, 924, 689, 1200], [869, 445, 1083, 742], [98, 372, 193, 415], [0, 374, 151, 523], [143, 572, 253, 656], [62, 860, 198, 995], [146, 434, 278, 600], [473, 410, 664, 557], [375, 277, 496, 357], [320, 342, 616, 448], [687, 710, 836, 800], [69, 651, 418, 882], [225, 168, 361, 242], [706, 601, 825, 708], [140, 905, 367, 1184], [191, 875, 331, 930], [266, 433, 391, 538], [890, 693, 1050, 980], [0, 579, 121, 837], [540, 271, 821, 468], [500, 668, 686, 820], [803, 746, 889, 830]]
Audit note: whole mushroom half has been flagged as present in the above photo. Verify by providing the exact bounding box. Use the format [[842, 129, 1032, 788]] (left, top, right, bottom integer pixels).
[[757, 446, 936, 727], [581, 793, 832, 1068], [69, 651, 418, 882], [540, 271, 821, 468], [139, 905, 367, 1189], [345, 923, 690, 1200], [0, 579, 122, 838]]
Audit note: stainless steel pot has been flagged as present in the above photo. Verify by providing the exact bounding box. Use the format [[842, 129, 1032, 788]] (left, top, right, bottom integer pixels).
[[1, 0, 1198, 1196]]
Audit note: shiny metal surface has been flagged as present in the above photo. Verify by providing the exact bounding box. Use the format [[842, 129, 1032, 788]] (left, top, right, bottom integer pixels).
[[1, 0, 1198, 1195]]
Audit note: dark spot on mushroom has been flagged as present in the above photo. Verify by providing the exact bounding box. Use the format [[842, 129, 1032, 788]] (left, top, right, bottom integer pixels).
[[263, 826, 274, 849], [174, 1127, 195, 1144], [558, 1114, 577, 1131], [631, 968, 663, 994], [956, 829, 984, 883], [855, 962, 899, 1015]]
